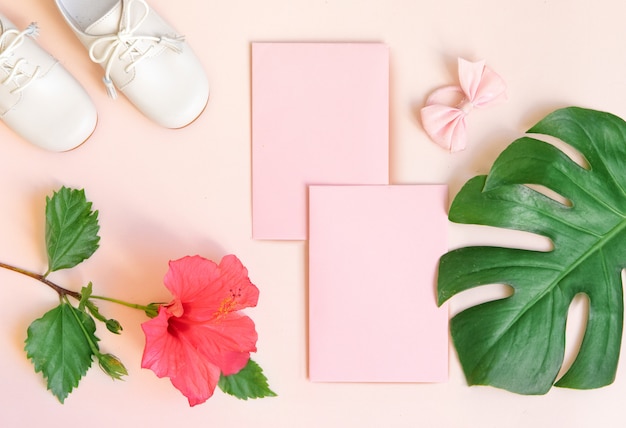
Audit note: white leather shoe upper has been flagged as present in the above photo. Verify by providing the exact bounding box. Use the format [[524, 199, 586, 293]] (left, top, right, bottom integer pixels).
[[55, 0, 210, 128], [0, 15, 97, 151]]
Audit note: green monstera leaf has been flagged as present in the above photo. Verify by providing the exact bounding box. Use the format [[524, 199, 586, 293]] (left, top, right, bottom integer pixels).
[[438, 107, 626, 394]]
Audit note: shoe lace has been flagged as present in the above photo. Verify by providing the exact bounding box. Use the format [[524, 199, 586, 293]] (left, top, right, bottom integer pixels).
[[0, 22, 40, 94], [88, 0, 184, 99]]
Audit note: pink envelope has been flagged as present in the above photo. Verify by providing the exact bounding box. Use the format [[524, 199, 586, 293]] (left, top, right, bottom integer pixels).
[[309, 185, 449, 382], [251, 43, 389, 240]]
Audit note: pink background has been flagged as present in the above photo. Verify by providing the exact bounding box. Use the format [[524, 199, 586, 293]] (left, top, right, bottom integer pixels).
[[1, 0, 625, 427]]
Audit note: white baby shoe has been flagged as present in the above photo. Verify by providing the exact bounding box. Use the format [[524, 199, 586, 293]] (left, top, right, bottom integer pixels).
[[0, 15, 97, 151], [54, 0, 210, 128]]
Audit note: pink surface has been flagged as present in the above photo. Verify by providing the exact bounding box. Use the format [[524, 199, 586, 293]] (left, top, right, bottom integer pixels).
[[2, 1, 626, 427], [251, 42, 389, 240], [308, 185, 448, 382]]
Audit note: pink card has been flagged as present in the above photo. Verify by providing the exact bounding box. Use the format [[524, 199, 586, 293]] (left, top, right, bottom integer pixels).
[[309, 185, 449, 382], [251, 43, 389, 240]]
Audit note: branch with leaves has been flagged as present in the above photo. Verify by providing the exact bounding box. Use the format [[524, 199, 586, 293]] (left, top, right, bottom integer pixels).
[[2, 187, 275, 405]]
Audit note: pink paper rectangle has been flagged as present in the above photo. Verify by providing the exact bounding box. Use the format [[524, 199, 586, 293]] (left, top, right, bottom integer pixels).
[[309, 185, 449, 382], [251, 42, 389, 240]]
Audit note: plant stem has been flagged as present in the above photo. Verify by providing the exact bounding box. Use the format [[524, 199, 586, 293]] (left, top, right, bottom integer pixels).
[[90, 295, 158, 313], [0, 261, 158, 314], [0, 261, 80, 299]]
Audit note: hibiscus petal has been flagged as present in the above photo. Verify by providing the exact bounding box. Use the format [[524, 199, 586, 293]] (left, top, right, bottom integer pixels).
[[140, 310, 173, 377], [141, 309, 222, 406], [168, 341, 222, 407], [165, 255, 259, 321], [193, 313, 259, 375], [216, 255, 260, 310], [163, 255, 221, 303]]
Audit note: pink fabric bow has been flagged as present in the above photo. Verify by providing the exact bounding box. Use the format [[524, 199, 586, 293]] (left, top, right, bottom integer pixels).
[[420, 58, 506, 152]]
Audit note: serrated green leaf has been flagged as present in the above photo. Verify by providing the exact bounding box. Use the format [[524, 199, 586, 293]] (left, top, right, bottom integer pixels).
[[78, 282, 93, 311], [218, 359, 276, 400], [25, 303, 98, 403], [46, 187, 100, 273], [438, 107, 626, 394]]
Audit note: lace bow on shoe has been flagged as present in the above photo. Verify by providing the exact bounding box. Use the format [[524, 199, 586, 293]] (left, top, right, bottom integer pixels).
[[87, 0, 185, 99], [0, 23, 40, 94]]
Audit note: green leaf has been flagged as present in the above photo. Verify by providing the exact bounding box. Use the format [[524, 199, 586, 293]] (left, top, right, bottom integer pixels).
[[78, 282, 93, 311], [25, 303, 98, 403], [46, 187, 100, 273], [80, 284, 106, 322], [438, 107, 626, 394], [218, 359, 277, 400]]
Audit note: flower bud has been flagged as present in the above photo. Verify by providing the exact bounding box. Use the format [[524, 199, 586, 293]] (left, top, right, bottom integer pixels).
[[98, 353, 128, 380], [144, 303, 160, 319], [105, 318, 123, 334]]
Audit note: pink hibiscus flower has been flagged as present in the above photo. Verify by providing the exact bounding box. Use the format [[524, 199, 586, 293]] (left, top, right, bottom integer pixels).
[[141, 254, 259, 406]]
